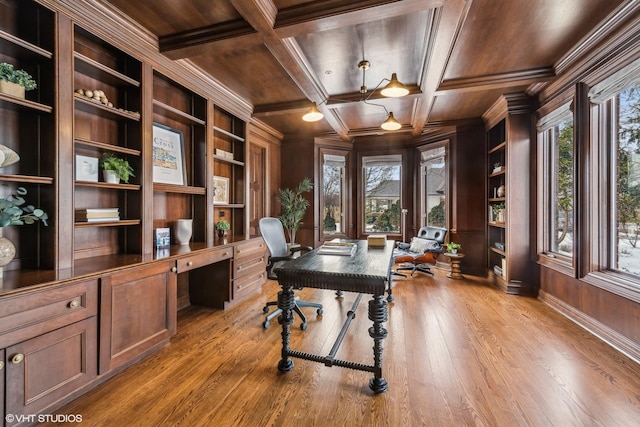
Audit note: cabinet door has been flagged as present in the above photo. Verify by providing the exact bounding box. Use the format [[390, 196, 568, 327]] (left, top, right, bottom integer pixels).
[[5, 317, 97, 423], [99, 260, 176, 374]]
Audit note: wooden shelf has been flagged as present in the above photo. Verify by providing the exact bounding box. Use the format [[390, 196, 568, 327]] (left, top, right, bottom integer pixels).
[[74, 94, 140, 121], [214, 203, 245, 209], [489, 169, 506, 178], [153, 100, 206, 125], [213, 154, 245, 166], [75, 219, 141, 228], [74, 138, 141, 156], [0, 92, 52, 113], [490, 246, 506, 256], [75, 181, 140, 191], [74, 52, 140, 87], [153, 183, 206, 195], [488, 197, 506, 202], [488, 141, 506, 154], [0, 29, 53, 59], [488, 221, 506, 228], [0, 174, 53, 184], [213, 125, 245, 142]]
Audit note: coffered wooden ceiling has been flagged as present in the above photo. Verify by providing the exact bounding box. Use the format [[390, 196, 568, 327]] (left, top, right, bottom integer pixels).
[[102, 0, 623, 140]]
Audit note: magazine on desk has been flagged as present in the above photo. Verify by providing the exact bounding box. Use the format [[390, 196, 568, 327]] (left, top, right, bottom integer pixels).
[[317, 241, 357, 256]]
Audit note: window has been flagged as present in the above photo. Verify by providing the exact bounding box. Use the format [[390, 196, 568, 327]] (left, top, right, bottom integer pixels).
[[420, 145, 447, 228], [589, 58, 640, 280], [363, 155, 401, 233], [538, 104, 574, 260], [612, 84, 640, 276], [321, 152, 347, 237]]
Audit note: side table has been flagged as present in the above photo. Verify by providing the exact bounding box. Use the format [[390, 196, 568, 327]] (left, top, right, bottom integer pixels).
[[445, 252, 465, 279]]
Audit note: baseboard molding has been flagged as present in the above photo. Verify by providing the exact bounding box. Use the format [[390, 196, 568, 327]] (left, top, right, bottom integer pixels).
[[538, 289, 640, 365]]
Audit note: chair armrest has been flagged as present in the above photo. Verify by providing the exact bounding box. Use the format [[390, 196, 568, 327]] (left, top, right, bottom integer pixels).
[[290, 245, 313, 255]]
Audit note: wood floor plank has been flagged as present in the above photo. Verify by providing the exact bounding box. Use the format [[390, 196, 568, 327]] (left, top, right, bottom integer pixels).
[[42, 270, 640, 426]]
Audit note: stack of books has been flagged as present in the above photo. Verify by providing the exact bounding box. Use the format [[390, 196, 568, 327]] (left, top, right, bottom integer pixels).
[[317, 241, 357, 256], [75, 208, 120, 222]]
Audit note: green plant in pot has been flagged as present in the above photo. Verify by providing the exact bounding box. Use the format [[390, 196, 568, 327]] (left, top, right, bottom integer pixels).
[[0, 187, 48, 269], [0, 63, 37, 99], [445, 241, 461, 254], [101, 153, 134, 184], [216, 220, 230, 238], [278, 177, 313, 244]]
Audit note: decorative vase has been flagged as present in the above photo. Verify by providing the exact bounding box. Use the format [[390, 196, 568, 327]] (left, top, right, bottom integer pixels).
[[0, 144, 20, 168], [0, 80, 25, 99], [175, 219, 193, 245], [0, 228, 16, 278], [103, 169, 120, 184], [497, 184, 506, 198], [217, 229, 228, 239]]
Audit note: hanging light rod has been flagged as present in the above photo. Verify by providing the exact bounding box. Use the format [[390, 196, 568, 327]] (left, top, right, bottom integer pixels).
[[302, 59, 409, 130]]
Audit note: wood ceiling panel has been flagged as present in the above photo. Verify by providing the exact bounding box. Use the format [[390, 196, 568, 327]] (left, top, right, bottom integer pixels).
[[294, 11, 430, 96], [188, 38, 305, 105], [444, 0, 621, 80], [428, 88, 527, 123], [105, 0, 242, 35]]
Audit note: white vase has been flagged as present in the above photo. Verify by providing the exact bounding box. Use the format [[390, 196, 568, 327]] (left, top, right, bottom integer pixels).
[[175, 219, 193, 245], [103, 169, 120, 184], [0, 228, 16, 279]]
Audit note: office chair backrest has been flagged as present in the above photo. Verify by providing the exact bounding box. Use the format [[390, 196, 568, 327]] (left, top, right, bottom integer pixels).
[[258, 217, 290, 258], [417, 226, 447, 244]]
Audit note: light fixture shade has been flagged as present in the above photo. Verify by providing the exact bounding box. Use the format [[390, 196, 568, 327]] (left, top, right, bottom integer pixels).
[[381, 112, 402, 131], [302, 102, 324, 122], [380, 73, 409, 97]]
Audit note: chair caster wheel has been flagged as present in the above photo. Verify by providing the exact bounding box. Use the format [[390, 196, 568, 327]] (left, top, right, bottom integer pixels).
[[300, 323, 307, 330], [263, 321, 270, 329], [263, 306, 269, 313], [317, 308, 323, 316]]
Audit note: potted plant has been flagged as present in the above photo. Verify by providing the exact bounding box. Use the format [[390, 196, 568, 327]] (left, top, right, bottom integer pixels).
[[445, 241, 461, 254], [216, 220, 230, 238], [101, 153, 134, 184], [0, 63, 37, 99], [0, 187, 48, 268], [492, 202, 505, 223], [277, 177, 313, 244]]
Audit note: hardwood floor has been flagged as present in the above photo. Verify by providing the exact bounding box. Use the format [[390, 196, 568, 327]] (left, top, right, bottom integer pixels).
[[46, 270, 640, 426]]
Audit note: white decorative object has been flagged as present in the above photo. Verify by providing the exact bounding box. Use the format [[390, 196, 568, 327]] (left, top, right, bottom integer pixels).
[[0, 228, 16, 279], [175, 219, 192, 245], [76, 154, 99, 182], [103, 169, 120, 184], [0, 144, 20, 168]]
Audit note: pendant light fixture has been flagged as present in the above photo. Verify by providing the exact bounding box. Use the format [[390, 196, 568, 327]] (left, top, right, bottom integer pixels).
[[302, 59, 409, 130]]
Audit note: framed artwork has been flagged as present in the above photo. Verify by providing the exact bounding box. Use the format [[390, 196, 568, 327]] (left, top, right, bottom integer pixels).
[[152, 123, 186, 185], [75, 154, 99, 182], [213, 176, 229, 204]]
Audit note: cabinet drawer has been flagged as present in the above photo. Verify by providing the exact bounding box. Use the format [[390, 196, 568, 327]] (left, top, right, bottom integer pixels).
[[233, 267, 266, 300], [234, 238, 267, 262], [177, 247, 232, 273], [0, 279, 98, 348], [234, 252, 266, 279]]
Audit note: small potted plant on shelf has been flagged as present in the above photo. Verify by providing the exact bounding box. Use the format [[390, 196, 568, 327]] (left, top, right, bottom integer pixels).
[[0, 63, 37, 99], [216, 220, 230, 238], [101, 153, 134, 184], [0, 187, 48, 268], [492, 202, 505, 223], [445, 241, 461, 254]]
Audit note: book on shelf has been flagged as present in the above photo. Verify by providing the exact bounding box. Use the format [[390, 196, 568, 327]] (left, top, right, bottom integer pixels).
[[317, 241, 357, 256], [75, 208, 120, 222]]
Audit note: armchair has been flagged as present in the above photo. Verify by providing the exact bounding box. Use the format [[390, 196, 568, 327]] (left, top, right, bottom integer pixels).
[[258, 217, 323, 330], [392, 226, 447, 277]]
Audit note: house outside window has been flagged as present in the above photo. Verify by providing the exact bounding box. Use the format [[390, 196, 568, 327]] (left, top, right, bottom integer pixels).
[[321, 152, 347, 237], [421, 146, 447, 229], [363, 155, 401, 233]]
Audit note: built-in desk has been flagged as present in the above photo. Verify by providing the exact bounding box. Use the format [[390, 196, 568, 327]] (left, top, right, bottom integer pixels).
[[274, 240, 394, 393]]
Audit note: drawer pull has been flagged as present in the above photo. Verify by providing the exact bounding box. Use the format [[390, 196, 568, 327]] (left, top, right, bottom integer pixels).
[[187, 261, 193, 266], [68, 300, 79, 309], [223, 252, 230, 257], [11, 353, 24, 364], [171, 267, 177, 273]]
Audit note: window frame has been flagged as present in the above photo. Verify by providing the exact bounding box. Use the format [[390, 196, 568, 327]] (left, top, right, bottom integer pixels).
[[536, 102, 575, 275], [318, 148, 350, 240], [417, 142, 449, 232], [359, 153, 403, 237]]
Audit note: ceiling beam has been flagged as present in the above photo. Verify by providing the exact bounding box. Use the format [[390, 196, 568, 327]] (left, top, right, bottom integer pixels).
[[159, 19, 257, 59], [435, 67, 556, 94], [274, 0, 443, 38]]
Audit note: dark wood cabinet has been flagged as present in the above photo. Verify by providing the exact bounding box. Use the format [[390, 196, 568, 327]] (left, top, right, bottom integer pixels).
[[5, 317, 97, 424], [484, 93, 537, 295], [99, 260, 176, 374], [232, 238, 267, 302]]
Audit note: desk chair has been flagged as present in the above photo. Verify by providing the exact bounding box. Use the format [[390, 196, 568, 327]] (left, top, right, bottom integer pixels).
[[259, 217, 323, 330], [393, 226, 447, 277]]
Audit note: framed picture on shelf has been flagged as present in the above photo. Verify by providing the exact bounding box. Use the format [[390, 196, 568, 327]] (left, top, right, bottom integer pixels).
[[213, 176, 229, 204], [152, 122, 186, 185], [75, 155, 99, 182]]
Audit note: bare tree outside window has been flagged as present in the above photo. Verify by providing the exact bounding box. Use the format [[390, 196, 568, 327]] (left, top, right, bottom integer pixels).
[[363, 156, 401, 233]]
